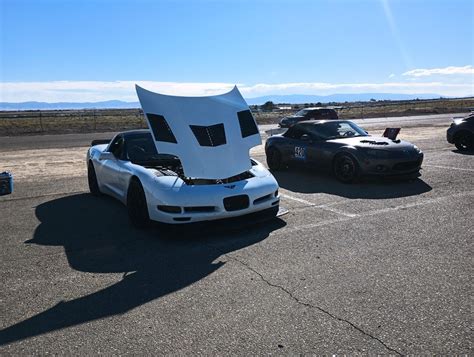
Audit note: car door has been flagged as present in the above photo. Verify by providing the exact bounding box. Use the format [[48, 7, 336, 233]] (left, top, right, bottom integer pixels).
[[298, 123, 333, 169], [280, 125, 308, 164], [282, 124, 319, 166], [98, 135, 126, 197]]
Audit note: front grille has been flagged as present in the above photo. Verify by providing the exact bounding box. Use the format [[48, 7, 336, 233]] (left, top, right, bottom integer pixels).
[[223, 195, 249, 212], [183, 206, 216, 213], [393, 160, 421, 171]]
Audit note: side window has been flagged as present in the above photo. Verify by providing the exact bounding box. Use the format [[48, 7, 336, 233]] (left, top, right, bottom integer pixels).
[[108, 136, 125, 159], [284, 126, 297, 139], [302, 124, 323, 141], [286, 125, 306, 139]]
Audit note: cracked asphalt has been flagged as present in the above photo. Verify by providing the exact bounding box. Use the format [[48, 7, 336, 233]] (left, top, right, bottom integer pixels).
[[0, 114, 472, 354]]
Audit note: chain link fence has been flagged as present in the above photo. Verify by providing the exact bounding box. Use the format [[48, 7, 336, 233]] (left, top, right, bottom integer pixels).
[[0, 109, 147, 136], [1, 98, 473, 136]]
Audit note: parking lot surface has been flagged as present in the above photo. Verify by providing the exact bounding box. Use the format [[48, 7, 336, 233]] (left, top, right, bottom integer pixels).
[[0, 114, 472, 354]]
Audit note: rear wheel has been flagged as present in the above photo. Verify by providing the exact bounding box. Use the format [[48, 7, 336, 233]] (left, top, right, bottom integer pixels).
[[333, 154, 359, 183], [266, 147, 284, 171], [127, 179, 150, 229], [454, 132, 473, 151], [87, 161, 101, 196]]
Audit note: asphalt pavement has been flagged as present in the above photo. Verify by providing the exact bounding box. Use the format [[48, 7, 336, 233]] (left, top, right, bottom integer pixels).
[[0, 114, 472, 354]]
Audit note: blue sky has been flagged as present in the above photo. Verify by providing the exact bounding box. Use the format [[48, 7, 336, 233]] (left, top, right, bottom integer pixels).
[[1, 0, 473, 102]]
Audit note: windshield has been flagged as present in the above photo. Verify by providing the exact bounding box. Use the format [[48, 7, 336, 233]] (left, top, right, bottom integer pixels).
[[305, 121, 368, 140], [126, 133, 178, 164], [295, 109, 308, 116]]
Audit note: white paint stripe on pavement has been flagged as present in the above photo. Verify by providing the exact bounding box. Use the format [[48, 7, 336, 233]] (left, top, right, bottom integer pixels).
[[280, 193, 356, 217], [320, 206, 358, 218], [280, 190, 474, 235], [280, 194, 315, 206]]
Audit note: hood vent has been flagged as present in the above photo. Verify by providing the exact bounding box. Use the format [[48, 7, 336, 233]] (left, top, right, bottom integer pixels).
[[360, 140, 389, 146]]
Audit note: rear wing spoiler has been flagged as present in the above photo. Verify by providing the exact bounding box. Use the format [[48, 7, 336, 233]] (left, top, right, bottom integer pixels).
[[382, 128, 400, 140], [90, 139, 111, 147]]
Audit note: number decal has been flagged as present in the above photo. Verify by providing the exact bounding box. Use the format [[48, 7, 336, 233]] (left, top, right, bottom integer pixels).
[[294, 146, 306, 160]]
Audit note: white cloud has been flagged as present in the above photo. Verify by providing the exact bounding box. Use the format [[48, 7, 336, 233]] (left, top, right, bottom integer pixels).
[[389, 73, 395, 78], [0, 81, 237, 102], [1, 79, 473, 103], [403, 65, 474, 77]]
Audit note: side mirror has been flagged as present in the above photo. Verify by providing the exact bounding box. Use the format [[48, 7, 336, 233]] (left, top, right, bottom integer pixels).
[[99, 152, 115, 161], [301, 134, 312, 142]]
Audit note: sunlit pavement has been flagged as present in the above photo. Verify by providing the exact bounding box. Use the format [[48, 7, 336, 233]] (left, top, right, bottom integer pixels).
[[1, 114, 472, 354]]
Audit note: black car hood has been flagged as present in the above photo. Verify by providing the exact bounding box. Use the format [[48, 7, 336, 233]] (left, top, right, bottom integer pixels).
[[328, 136, 416, 150]]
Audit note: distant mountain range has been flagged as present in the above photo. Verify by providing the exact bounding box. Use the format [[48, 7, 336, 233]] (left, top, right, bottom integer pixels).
[[245, 93, 443, 105], [0, 93, 445, 110]]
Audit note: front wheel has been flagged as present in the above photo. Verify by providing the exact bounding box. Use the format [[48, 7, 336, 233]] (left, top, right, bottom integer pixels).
[[266, 147, 284, 171], [454, 132, 473, 151], [127, 179, 150, 229], [333, 154, 359, 183]]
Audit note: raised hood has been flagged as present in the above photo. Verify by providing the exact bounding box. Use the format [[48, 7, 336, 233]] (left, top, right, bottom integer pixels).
[[136, 85, 261, 179]]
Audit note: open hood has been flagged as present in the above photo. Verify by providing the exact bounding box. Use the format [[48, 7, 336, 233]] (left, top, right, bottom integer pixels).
[[135, 85, 261, 179]]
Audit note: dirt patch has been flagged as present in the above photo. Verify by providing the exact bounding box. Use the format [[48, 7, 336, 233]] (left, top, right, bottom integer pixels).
[[0, 147, 88, 182]]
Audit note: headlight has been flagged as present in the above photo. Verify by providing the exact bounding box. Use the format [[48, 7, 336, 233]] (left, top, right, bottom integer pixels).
[[413, 145, 421, 153]]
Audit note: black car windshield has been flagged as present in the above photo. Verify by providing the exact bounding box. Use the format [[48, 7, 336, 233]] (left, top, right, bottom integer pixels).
[[305, 121, 368, 140], [126, 133, 178, 164], [295, 109, 309, 116]]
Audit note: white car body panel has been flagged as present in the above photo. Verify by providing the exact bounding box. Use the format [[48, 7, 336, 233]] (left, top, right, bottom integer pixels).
[[135, 85, 261, 180], [88, 136, 280, 224]]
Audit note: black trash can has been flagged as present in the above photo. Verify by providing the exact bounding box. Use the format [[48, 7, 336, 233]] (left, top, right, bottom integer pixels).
[[0, 171, 13, 196]]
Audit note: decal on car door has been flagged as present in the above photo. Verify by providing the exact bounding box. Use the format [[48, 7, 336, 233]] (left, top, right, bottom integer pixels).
[[294, 146, 306, 160]]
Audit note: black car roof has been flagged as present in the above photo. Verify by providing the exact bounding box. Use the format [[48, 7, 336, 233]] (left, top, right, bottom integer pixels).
[[300, 107, 337, 111], [121, 129, 151, 138]]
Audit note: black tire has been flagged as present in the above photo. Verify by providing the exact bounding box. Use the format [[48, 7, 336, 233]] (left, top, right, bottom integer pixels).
[[333, 154, 359, 183], [454, 132, 473, 151], [127, 179, 150, 229], [266, 147, 284, 171], [87, 161, 101, 196]]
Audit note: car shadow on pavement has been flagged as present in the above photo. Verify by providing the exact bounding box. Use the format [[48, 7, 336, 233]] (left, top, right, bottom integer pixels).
[[452, 149, 474, 155], [272, 169, 432, 199], [0, 193, 286, 346]]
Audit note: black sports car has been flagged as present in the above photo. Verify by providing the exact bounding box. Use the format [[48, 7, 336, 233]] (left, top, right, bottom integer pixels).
[[265, 120, 424, 183], [446, 113, 474, 151], [279, 107, 338, 128]]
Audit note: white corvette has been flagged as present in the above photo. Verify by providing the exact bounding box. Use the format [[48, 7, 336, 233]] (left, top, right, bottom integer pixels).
[[87, 86, 280, 227]]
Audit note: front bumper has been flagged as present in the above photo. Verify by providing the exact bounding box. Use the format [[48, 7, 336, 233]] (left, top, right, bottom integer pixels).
[[146, 176, 280, 224], [446, 127, 455, 143], [359, 153, 424, 177]]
